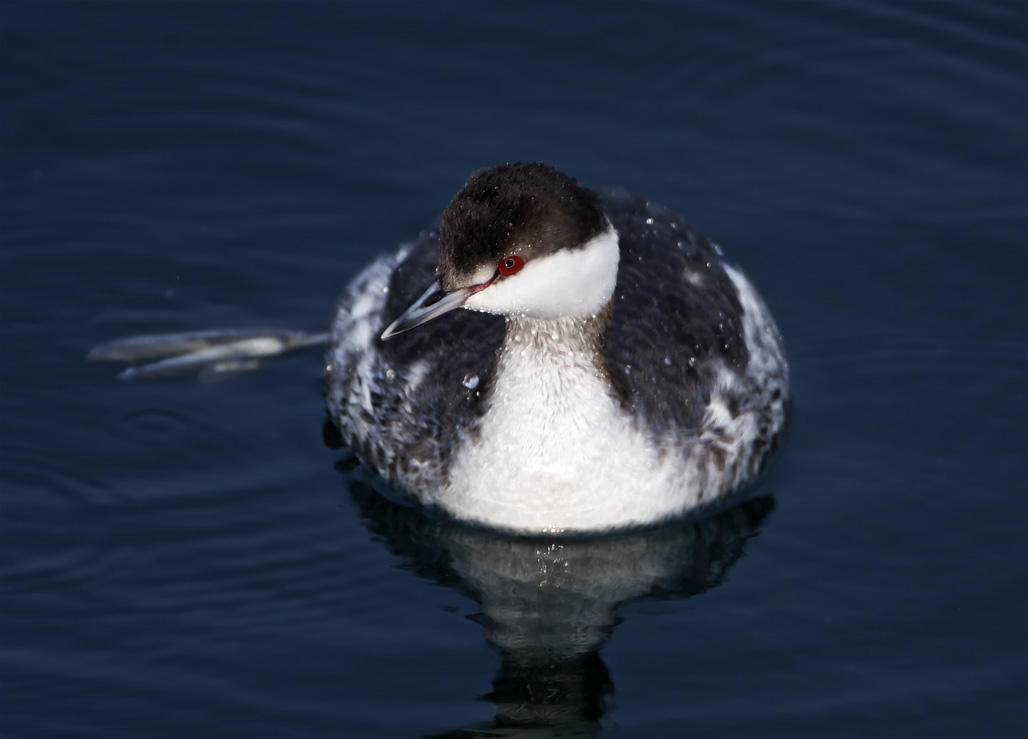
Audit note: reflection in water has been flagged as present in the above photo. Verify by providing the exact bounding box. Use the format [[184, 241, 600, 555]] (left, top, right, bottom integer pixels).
[[345, 466, 774, 738]]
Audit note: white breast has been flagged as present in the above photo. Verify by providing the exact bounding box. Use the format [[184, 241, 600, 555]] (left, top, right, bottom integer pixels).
[[438, 318, 697, 533]]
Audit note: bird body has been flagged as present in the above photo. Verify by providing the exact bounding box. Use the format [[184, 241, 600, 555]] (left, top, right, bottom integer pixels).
[[327, 164, 787, 534]]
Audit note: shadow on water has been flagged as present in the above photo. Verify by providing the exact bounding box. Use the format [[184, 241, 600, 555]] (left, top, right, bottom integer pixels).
[[339, 438, 775, 738]]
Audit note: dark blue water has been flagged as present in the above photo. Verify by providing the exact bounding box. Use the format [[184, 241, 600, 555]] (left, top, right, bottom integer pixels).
[[2, 1, 1025, 736]]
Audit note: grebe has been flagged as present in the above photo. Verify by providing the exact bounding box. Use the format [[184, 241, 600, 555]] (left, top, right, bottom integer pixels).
[[326, 163, 787, 533]]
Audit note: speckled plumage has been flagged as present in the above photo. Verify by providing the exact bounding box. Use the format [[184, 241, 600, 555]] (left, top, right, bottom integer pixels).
[[327, 166, 787, 533]]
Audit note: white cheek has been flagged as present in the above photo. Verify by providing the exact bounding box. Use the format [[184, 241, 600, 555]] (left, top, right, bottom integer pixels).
[[464, 225, 620, 319]]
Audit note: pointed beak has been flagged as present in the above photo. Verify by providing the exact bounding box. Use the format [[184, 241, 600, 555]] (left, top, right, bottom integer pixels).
[[380, 280, 477, 340]]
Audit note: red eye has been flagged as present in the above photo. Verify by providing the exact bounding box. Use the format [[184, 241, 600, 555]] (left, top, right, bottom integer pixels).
[[498, 255, 524, 276]]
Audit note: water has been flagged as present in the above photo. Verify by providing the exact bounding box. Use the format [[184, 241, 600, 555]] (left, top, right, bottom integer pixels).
[[2, 1, 1025, 736]]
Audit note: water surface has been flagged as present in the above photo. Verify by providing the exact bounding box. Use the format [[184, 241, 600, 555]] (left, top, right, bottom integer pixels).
[[1, 1, 1025, 736]]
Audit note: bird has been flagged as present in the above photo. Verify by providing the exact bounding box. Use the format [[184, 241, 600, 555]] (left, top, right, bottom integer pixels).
[[326, 162, 787, 534]]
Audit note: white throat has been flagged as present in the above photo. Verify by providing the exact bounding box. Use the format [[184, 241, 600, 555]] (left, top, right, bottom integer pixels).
[[443, 313, 663, 532], [463, 223, 620, 320]]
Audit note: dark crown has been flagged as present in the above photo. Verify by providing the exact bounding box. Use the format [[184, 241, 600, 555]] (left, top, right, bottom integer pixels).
[[438, 163, 606, 289]]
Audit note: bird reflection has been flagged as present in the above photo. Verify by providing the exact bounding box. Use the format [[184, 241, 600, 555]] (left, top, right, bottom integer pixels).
[[339, 448, 774, 738]]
